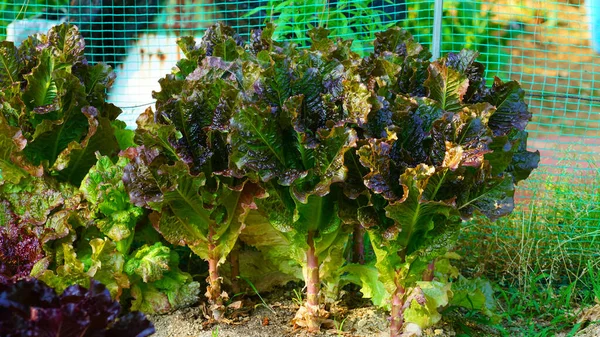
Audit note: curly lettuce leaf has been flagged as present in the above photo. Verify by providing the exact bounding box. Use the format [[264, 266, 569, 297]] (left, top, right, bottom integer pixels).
[[125, 243, 171, 283], [126, 243, 201, 314], [47, 23, 86, 68], [0, 24, 124, 185], [424, 60, 469, 113], [292, 126, 357, 203], [129, 272, 200, 315], [230, 102, 305, 185], [53, 107, 121, 184], [0, 176, 75, 229], [445, 49, 487, 103], [449, 276, 497, 319], [23, 71, 91, 170], [0, 112, 29, 185], [484, 77, 531, 136], [22, 48, 59, 113], [403, 281, 452, 328], [357, 139, 404, 201], [152, 162, 263, 265], [0, 41, 22, 88], [0, 205, 43, 282], [129, 270, 200, 314], [384, 165, 458, 255], [37, 239, 129, 299], [152, 77, 237, 175], [81, 155, 144, 250]]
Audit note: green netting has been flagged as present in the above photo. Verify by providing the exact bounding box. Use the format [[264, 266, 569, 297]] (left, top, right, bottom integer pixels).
[[1, 0, 599, 257]]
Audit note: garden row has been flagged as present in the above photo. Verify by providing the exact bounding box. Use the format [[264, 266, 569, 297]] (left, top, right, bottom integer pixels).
[[0, 23, 539, 336]]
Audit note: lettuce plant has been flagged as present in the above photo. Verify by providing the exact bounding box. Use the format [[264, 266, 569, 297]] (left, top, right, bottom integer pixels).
[[0, 175, 81, 283], [0, 278, 154, 337], [0, 23, 199, 315], [0, 205, 44, 282], [0, 23, 128, 186], [229, 26, 371, 331], [122, 24, 265, 320], [354, 28, 539, 336], [33, 155, 201, 314]]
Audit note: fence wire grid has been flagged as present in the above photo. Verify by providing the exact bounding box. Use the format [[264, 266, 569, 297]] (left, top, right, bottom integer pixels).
[[2, 0, 599, 258]]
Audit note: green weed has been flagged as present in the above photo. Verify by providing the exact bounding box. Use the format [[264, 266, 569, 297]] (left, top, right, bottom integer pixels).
[[334, 316, 348, 336], [238, 275, 276, 314], [292, 288, 304, 307], [459, 151, 600, 336]]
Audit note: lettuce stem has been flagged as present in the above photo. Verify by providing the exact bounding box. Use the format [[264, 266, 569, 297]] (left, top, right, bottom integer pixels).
[[207, 228, 224, 320], [305, 230, 321, 332], [352, 223, 365, 265], [423, 260, 436, 281], [230, 244, 240, 295], [391, 250, 407, 336], [390, 282, 406, 337]]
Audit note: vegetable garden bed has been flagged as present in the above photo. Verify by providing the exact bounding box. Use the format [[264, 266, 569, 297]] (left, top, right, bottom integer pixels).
[[0, 19, 554, 337]]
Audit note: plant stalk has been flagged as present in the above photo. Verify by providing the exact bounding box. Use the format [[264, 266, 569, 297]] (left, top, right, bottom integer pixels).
[[422, 260, 436, 282], [230, 244, 240, 295], [390, 283, 406, 337], [390, 250, 407, 337], [305, 231, 321, 333], [352, 223, 365, 265], [207, 228, 224, 320]]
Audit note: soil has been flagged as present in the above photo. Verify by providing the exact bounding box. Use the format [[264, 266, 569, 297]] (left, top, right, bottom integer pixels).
[[148, 284, 513, 337], [574, 323, 600, 337], [149, 289, 392, 337]]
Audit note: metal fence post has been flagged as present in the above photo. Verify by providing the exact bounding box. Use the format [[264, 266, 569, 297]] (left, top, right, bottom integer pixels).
[[432, 0, 444, 60]]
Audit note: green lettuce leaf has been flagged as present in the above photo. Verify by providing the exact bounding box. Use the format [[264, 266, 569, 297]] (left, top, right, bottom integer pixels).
[[403, 281, 451, 328], [0, 23, 125, 185], [340, 264, 389, 308], [22, 48, 58, 113], [0, 112, 28, 185], [37, 239, 129, 299], [0, 42, 21, 88], [127, 243, 201, 314], [130, 271, 200, 314], [449, 276, 497, 319], [81, 155, 144, 251], [424, 60, 469, 112], [125, 243, 171, 283]]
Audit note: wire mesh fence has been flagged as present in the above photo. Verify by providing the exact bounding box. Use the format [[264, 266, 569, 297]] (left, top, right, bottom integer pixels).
[[1, 0, 599, 257]]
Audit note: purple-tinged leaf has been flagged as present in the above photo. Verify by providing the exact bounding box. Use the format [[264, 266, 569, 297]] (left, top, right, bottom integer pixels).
[[0, 278, 155, 337], [485, 77, 531, 136]]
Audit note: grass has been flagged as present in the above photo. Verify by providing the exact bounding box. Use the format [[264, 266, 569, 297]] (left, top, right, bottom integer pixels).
[[334, 316, 349, 336], [238, 275, 276, 314], [457, 151, 600, 336], [292, 288, 304, 307]]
